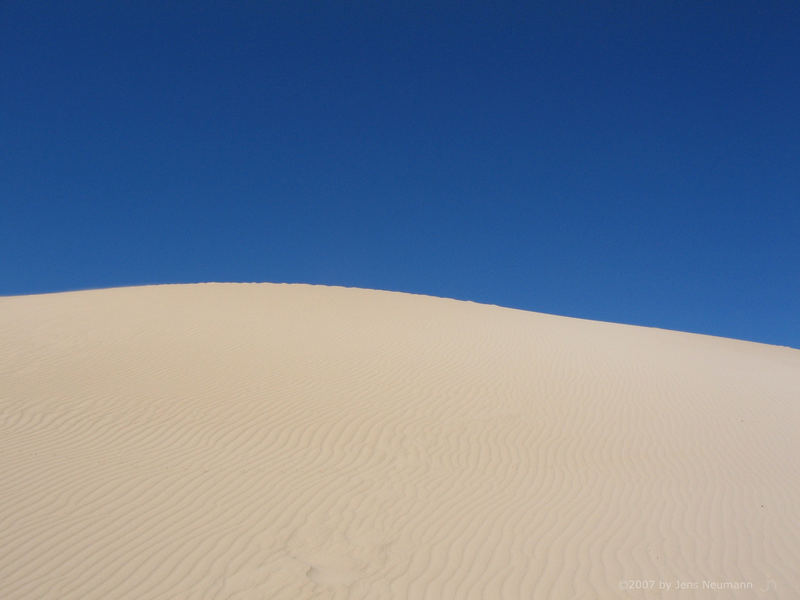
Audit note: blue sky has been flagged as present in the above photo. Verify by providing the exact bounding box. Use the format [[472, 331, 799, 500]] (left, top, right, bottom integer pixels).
[[2, 2, 798, 347]]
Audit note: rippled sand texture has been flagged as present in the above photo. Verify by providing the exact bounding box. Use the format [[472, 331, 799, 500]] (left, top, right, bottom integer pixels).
[[1, 283, 798, 599]]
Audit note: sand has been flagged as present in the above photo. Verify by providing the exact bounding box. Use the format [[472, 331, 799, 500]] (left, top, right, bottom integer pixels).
[[1, 283, 798, 599]]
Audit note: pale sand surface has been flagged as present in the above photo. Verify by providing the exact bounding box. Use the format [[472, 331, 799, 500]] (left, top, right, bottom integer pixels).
[[1, 283, 798, 599]]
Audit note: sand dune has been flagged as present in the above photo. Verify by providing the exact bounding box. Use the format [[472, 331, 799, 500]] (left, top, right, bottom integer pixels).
[[1, 283, 798, 599]]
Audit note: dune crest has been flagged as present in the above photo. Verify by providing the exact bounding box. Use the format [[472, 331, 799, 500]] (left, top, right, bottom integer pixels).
[[1, 283, 798, 599]]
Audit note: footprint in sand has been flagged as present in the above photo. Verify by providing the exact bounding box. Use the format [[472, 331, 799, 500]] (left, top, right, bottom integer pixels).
[[287, 523, 391, 588], [303, 551, 361, 585]]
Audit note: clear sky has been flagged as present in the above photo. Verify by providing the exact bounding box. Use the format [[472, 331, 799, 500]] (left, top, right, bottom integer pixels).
[[2, 2, 798, 347]]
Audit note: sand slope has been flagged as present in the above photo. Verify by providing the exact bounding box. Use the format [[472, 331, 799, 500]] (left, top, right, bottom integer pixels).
[[1, 283, 798, 599]]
